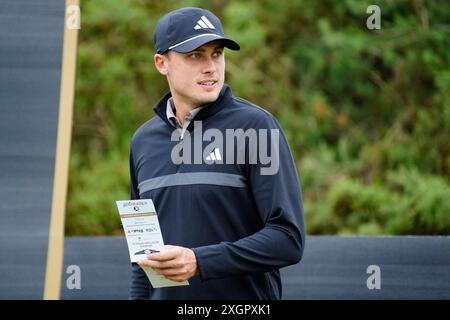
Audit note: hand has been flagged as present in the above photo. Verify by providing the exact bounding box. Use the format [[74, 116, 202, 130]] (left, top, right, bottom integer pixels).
[[138, 245, 199, 282]]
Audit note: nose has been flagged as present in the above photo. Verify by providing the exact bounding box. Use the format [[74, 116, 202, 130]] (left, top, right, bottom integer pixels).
[[202, 56, 217, 74]]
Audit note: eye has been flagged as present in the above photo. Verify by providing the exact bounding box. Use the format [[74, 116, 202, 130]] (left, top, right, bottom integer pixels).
[[213, 51, 223, 57], [189, 53, 201, 59]]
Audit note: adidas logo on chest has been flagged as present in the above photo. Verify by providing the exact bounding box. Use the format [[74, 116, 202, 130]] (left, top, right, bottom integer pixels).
[[205, 148, 222, 162]]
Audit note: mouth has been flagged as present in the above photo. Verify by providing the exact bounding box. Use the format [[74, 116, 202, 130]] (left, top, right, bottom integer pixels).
[[197, 80, 218, 88]]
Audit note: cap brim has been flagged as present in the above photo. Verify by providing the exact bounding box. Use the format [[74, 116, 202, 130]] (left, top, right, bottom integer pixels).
[[169, 34, 240, 53]]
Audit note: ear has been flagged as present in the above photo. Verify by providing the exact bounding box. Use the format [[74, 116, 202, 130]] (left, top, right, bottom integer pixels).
[[154, 53, 169, 76]]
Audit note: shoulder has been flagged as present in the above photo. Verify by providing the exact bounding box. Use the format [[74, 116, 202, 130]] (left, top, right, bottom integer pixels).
[[231, 96, 272, 118], [230, 96, 281, 129], [130, 116, 162, 146]]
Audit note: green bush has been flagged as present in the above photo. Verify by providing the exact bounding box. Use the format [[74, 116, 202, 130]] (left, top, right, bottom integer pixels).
[[66, 150, 129, 235], [305, 167, 450, 235], [385, 168, 450, 235]]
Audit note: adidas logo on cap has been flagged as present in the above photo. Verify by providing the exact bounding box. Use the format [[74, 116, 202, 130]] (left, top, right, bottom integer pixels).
[[194, 16, 216, 30]]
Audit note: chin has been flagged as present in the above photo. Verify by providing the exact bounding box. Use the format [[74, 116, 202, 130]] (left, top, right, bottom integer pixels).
[[197, 90, 220, 105]]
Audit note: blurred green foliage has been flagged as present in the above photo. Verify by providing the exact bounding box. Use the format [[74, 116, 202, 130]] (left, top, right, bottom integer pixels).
[[66, 0, 450, 235]]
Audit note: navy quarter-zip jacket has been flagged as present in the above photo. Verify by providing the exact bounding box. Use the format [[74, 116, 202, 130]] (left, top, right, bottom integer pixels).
[[129, 84, 305, 299]]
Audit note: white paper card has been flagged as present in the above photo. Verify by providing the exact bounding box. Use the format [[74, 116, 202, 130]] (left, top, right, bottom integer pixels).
[[116, 199, 189, 288]]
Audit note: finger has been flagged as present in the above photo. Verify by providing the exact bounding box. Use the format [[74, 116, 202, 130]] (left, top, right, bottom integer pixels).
[[140, 259, 180, 269], [154, 267, 189, 277], [139, 259, 165, 269], [165, 275, 188, 282], [147, 248, 178, 261]]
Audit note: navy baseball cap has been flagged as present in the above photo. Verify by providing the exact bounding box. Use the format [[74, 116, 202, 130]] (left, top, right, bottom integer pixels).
[[153, 7, 240, 54]]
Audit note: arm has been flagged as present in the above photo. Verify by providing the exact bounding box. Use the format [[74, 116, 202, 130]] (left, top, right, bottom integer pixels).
[[192, 115, 305, 281]]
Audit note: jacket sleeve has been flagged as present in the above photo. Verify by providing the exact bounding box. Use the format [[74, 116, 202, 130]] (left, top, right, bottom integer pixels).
[[129, 148, 151, 299], [192, 114, 305, 281], [129, 149, 140, 201]]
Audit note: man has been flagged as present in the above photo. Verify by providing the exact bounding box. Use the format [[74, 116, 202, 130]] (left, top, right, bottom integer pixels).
[[129, 7, 305, 299]]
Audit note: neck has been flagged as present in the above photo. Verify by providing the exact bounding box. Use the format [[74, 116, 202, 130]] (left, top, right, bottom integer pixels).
[[171, 94, 197, 126]]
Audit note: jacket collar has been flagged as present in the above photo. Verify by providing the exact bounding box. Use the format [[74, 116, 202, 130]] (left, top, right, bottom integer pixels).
[[153, 84, 233, 127]]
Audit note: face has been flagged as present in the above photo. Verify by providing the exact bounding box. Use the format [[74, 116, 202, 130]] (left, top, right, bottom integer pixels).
[[154, 40, 225, 109]]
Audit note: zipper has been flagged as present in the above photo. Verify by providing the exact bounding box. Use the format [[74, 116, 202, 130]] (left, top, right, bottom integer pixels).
[[176, 131, 183, 173]]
